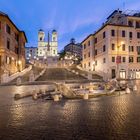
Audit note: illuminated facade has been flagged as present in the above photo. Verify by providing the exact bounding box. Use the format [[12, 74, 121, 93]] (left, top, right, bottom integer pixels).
[[82, 10, 140, 80], [64, 38, 82, 59], [0, 11, 27, 75], [38, 29, 58, 59], [25, 47, 37, 60]]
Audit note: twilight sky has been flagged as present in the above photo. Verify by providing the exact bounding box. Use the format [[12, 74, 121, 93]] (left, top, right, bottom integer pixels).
[[0, 0, 140, 51]]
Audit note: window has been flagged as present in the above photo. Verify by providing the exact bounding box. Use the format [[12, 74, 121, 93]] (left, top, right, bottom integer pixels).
[[137, 32, 140, 39], [129, 32, 133, 38], [88, 52, 90, 57], [6, 56, 10, 64], [6, 24, 11, 34], [112, 44, 115, 50], [88, 41, 90, 46], [129, 46, 134, 52], [137, 46, 140, 55], [111, 30, 115, 36], [84, 44, 86, 49], [88, 62, 90, 67], [7, 39, 10, 50], [128, 21, 133, 27], [95, 60, 97, 66], [122, 30, 125, 37], [84, 54, 86, 59], [40, 37, 42, 41], [53, 37, 56, 41], [122, 57, 126, 62], [15, 33, 19, 41], [103, 31, 106, 38], [129, 57, 134, 63], [9, 57, 12, 64], [103, 45, 106, 52], [122, 44, 125, 51], [95, 50, 97, 55], [53, 50, 55, 54], [112, 57, 115, 62], [15, 46, 19, 54], [137, 57, 140, 62], [94, 38, 97, 44], [136, 21, 140, 28], [103, 58, 106, 63]]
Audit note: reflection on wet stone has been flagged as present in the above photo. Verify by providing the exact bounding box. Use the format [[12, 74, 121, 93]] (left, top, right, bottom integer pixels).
[[0, 85, 140, 140]]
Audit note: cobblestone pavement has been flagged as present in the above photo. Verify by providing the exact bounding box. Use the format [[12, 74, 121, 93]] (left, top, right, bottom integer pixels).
[[0, 85, 140, 140]]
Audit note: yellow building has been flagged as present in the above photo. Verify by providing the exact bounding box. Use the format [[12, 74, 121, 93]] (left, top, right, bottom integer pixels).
[[0, 11, 27, 75], [82, 10, 140, 80]]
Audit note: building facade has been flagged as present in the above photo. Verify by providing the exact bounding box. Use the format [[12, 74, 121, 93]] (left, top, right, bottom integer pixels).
[[38, 29, 58, 58], [25, 47, 37, 60], [64, 38, 82, 59], [0, 11, 27, 75], [82, 10, 140, 80]]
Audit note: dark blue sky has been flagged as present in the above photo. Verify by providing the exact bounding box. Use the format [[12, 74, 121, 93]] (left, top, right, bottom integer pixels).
[[0, 0, 140, 51]]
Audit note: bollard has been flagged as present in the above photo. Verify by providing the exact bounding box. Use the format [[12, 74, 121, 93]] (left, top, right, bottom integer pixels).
[[125, 87, 131, 94], [80, 85, 83, 89], [16, 77, 22, 86], [32, 93, 38, 100], [42, 89, 46, 95], [133, 85, 138, 93], [83, 93, 89, 100], [53, 95, 59, 102]]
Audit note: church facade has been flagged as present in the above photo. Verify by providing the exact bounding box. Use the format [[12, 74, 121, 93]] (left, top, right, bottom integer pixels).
[[37, 29, 58, 59]]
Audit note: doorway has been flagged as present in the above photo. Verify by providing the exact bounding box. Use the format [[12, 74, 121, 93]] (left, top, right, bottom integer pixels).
[[112, 69, 116, 79], [120, 70, 126, 79]]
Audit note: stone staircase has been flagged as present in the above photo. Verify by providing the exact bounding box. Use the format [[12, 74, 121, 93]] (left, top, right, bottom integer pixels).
[[37, 68, 87, 81]]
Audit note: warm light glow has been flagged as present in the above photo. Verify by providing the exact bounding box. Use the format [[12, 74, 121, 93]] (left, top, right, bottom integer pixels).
[[120, 41, 124, 45], [18, 60, 21, 65], [93, 61, 95, 65]]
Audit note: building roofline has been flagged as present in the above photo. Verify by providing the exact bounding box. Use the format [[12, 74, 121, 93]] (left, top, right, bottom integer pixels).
[[0, 11, 28, 42], [107, 10, 122, 20], [81, 34, 93, 44], [93, 23, 132, 36], [127, 15, 140, 19], [81, 23, 133, 43], [64, 42, 82, 48]]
